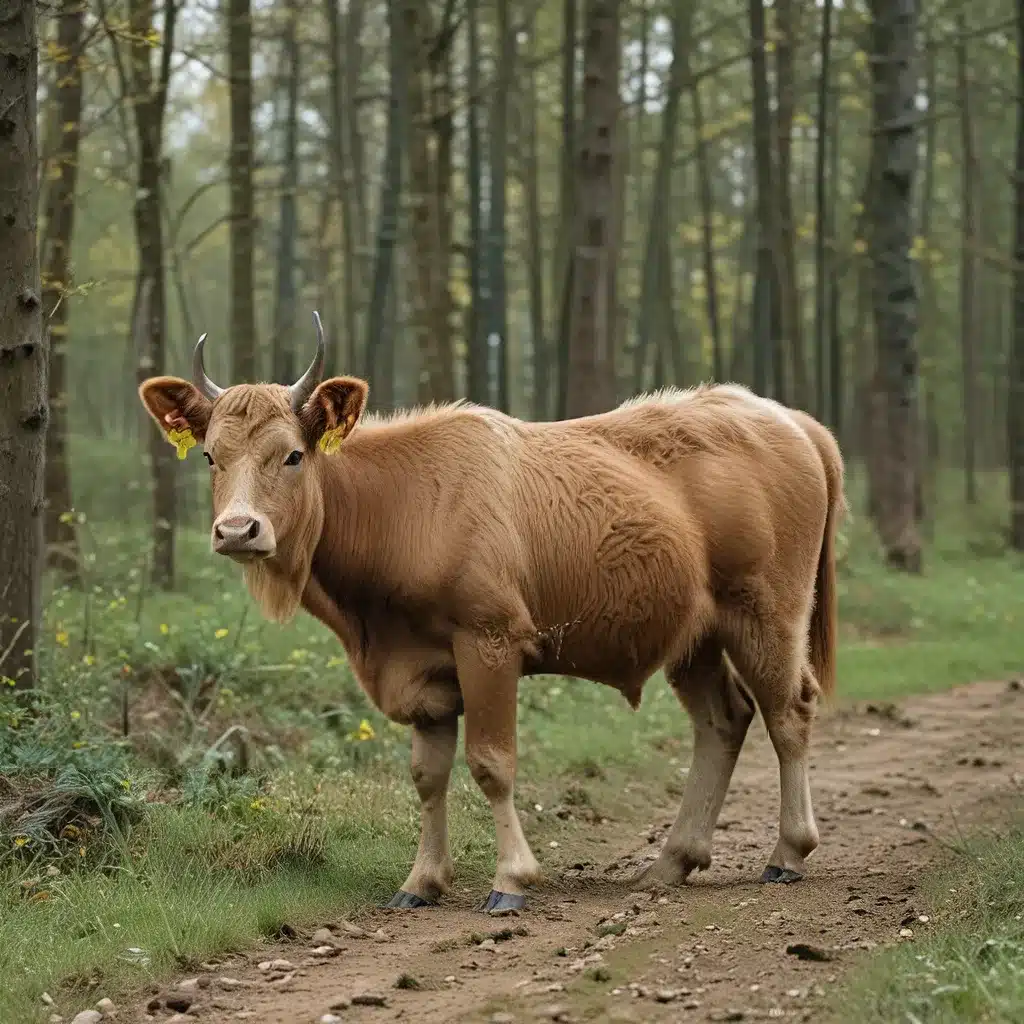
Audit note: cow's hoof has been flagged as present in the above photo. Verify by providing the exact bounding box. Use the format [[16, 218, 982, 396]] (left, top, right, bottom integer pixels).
[[477, 890, 526, 914], [760, 865, 804, 884], [384, 889, 436, 909]]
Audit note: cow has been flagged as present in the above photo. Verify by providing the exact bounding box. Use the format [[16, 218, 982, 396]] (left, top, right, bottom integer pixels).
[[138, 311, 846, 914]]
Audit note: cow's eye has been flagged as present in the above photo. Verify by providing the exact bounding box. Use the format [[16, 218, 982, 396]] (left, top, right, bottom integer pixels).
[[203, 451, 214, 467], [284, 450, 303, 467]]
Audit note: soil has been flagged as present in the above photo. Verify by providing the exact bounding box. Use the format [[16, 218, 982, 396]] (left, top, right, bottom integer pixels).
[[128, 678, 1024, 1024]]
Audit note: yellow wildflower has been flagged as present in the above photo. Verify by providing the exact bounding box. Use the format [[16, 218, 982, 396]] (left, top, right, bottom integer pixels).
[[55, 630, 69, 647], [159, 623, 170, 635], [214, 628, 229, 639], [356, 719, 375, 742]]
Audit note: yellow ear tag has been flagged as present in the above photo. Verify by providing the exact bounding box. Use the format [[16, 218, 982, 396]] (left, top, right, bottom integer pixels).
[[167, 426, 197, 461], [317, 424, 345, 455]]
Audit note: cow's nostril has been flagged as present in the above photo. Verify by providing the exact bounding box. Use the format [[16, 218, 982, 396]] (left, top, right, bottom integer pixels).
[[246, 519, 260, 540], [214, 525, 224, 541]]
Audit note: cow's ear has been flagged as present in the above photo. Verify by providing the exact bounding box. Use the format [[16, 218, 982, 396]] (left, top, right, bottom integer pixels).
[[138, 377, 213, 450], [300, 376, 369, 454]]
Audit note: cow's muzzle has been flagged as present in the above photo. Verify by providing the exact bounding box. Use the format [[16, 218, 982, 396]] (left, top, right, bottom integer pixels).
[[212, 514, 275, 560]]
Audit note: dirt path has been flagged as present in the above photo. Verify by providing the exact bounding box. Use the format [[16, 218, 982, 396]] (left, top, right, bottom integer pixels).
[[132, 679, 1024, 1024]]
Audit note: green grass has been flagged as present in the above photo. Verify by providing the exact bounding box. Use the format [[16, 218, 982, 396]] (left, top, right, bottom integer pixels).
[[834, 826, 1024, 1023], [1, 458, 1022, 1021]]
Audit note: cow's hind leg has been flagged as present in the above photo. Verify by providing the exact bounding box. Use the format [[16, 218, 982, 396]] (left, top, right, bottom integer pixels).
[[641, 640, 756, 887], [386, 717, 458, 908], [735, 630, 821, 883]]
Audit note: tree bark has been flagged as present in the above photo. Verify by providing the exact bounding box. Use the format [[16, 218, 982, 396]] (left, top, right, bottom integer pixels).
[[774, 0, 806, 407], [0, 0, 43, 689], [272, 0, 300, 386], [867, 0, 922, 572], [524, 18, 547, 420], [565, 0, 620, 419], [364, 0, 406, 399], [130, 0, 178, 589], [554, 0, 577, 419], [465, 0, 488, 405], [813, 0, 833, 425], [489, 0, 513, 412], [41, 0, 85, 580], [228, 0, 256, 382], [955, 14, 978, 505], [1011, 0, 1024, 551]]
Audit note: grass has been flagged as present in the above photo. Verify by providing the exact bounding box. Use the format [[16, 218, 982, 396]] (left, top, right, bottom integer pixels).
[[834, 826, 1024, 1023], [1, 456, 1022, 1021]]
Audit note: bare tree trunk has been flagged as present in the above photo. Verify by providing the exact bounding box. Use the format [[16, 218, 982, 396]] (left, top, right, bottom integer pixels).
[[748, 0, 779, 398], [1011, 0, 1024, 551], [365, 0, 406, 396], [465, 0, 488, 404], [272, 0, 300, 385], [813, 0, 833, 425], [955, 14, 978, 505], [524, 18, 547, 420], [774, 0, 806, 407], [41, 0, 85, 580], [0, 0, 43, 689], [868, 0, 921, 572], [489, 0, 513, 412], [228, 0, 256, 382], [565, 0, 620, 418], [919, 33, 938, 540], [554, 0, 577, 419]]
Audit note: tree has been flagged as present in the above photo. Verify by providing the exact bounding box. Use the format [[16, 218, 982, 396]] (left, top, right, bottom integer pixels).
[[0, 0, 44, 688], [228, 0, 256, 382], [41, 0, 87, 579], [1012, 0, 1024, 552], [565, 0, 620, 419], [867, 0, 921, 572], [813, 0, 833, 425]]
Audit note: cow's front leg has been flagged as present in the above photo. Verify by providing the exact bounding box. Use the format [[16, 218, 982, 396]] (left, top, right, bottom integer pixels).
[[454, 631, 541, 913], [386, 716, 458, 908]]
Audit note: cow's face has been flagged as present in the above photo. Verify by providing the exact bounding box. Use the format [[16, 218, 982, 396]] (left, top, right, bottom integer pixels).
[[137, 315, 368, 567]]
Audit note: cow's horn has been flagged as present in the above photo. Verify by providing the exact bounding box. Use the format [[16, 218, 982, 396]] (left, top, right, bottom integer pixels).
[[192, 333, 225, 401], [289, 310, 326, 413]]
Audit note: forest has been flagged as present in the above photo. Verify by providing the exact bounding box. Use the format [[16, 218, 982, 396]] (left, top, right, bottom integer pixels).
[[1, 0, 1023, 1022]]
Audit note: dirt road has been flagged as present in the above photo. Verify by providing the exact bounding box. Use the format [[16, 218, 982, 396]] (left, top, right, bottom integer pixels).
[[132, 679, 1024, 1024]]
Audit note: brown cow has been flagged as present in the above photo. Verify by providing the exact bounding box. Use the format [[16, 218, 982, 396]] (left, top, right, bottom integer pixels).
[[138, 312, 845, 913]]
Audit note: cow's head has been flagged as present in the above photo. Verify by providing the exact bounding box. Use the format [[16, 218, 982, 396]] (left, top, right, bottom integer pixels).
[[138, 312, 367, 621]]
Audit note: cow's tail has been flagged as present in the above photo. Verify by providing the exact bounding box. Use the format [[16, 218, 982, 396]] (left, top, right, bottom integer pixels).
[[806, 422, 846, 703]]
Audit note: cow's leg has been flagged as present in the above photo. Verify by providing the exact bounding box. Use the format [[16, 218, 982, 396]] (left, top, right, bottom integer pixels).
[[453, 631, 541, 913], [755, 661, 821, 883], [386, 716, 458, 908], [641, 641, 755, 886]]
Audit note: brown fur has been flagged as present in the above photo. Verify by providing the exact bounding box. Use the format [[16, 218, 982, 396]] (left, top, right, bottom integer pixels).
[[139, 372, 846, 898]]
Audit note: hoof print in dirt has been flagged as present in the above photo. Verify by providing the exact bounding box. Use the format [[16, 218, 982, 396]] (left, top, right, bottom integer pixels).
[[478, 890, 526, 914], [786, 942, 833, 962], [384, 889, 436, 909], [760, 865, 804, 884]]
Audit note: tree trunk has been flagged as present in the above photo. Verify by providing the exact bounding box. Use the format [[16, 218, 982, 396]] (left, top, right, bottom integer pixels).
[[919, 33, 938, 540], [813, 0, 833, 425], [489, 0, 513, 412], [774, 0, 806, 407], [1011, 0, 1024, 551], [228, 0, 256, 382], [365, 0, 406, 395], [565, 0, 620, 419], [272, 0, 300, 386], [465, 0, 488, 404], [130, 0, 177, 589], [524, 19, 547, 420], [867, 0, 921, 572], [635, 0, 688, 391], [554, 0, 577, 419], [41, 0, 85, 580], [748, 0, 779, 398], [0, 0, 43, 689], [955, 14, 977, 505]]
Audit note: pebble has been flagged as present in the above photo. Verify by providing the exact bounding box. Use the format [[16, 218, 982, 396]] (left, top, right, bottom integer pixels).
[[258, 958, 295, 972], [319, 1016, 342, 1024], [41, 993, 54, 1006], [177, 978, 200, 991], [95, 999, 116, 1014], [312, 928, 335, 945], [490, 1014, 516, 1024], [310, 945, 338, 958], [70, 1013, 102, 1024]]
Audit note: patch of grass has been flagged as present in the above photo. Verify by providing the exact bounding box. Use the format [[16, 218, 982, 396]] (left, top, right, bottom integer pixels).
[[2, 461, 1022, 1019], [835, 826, 1024, 1023]]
